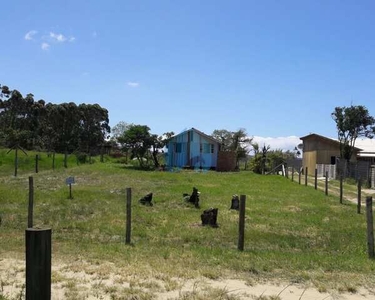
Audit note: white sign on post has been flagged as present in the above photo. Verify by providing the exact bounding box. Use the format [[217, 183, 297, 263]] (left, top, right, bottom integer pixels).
[[65, 177, 75, 199]]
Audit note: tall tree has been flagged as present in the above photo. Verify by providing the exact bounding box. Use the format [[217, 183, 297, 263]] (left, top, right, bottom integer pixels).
[[78, 103, 110, 156], [332, 105, 375, 165], [0, 89, 35, 148]]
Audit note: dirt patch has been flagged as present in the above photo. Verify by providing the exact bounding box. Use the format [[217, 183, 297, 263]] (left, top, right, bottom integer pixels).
[[1, 258, 374, 299]]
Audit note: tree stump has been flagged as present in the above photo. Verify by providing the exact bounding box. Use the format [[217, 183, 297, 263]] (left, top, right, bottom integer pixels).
[[139, 193, 153, 206], [186, 187, 200, 208], [230, 195, 239, 210], [201, 208, 218, 227]]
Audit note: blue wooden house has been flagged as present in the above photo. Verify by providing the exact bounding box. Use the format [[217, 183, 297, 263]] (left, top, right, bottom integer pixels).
[[166, 128, 221, 169]]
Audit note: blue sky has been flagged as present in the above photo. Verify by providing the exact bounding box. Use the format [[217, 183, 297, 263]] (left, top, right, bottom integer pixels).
[[2, 1, 375, 150]]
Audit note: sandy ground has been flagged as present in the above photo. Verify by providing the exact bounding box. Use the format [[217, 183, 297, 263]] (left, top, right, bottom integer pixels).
[[1, 258, 375, 300]]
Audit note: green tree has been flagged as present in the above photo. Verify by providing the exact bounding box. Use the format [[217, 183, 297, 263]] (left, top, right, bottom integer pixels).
[[332, 105, 375, 166], [118, 124, 153, 168], [112, 121, 133, 162], [150, 131, 174, 168]]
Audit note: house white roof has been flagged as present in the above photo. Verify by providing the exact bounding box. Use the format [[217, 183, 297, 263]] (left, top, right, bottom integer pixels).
[[355, 138, 375, 156], [301, 133, 375, 157]]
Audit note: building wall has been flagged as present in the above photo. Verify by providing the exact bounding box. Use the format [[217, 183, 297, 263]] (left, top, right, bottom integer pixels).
[[217, 151, 236, 171], [302, 151, 317, 175]]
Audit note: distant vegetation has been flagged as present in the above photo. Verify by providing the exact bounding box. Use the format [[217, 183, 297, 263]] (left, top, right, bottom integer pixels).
[[0, 84, 110, 156]]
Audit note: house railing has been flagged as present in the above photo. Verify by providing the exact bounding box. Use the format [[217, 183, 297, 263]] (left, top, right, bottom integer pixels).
[[316, 164, 336, 179]]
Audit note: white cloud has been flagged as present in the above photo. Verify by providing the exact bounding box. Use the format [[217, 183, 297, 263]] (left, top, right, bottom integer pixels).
[[69, 37, 76, 42], [92, 31, 97, 38], [252, 136, 302, 152], [41, 43, 50, 51], [50, 32, 67, 42], [25, 30, 37, 40], [127, 82, 140, 87]]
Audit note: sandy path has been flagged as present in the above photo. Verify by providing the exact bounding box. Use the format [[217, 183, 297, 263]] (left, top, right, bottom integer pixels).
[[1, 258, 374, 299]]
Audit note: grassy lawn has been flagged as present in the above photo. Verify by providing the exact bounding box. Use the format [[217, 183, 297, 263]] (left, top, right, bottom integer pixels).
[[1, 151, 375, 295]]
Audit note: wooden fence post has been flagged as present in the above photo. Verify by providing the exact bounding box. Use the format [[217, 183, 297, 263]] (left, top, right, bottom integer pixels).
[[100, 146, 104, 163], [298, 170, 301, 185], [340, 175, 343, 204], [64, 151, 68, 168], [15, 147, 18, 177], [285, 165, 288, 179], [52, 152, 55, 170], [28, 177, 34, 228], [35, 154, 39, 173], [125, 188, 132, 244], [26, 228, 51, 300], [358, 178, 362, 214], [314, 168, 318, 190], [366, 196, 374, 259], [305, 167, 308, 186], [291, 167, 294, 182], [238, 195, 246, 251], [325, 171, 328, 196]]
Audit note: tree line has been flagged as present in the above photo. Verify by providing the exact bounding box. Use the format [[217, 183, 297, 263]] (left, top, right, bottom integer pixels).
[[0, 84, 110, 155], [109, 124, 301, 172]]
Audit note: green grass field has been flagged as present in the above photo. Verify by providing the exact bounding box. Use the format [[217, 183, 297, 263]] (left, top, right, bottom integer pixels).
[[1, 151, 375, 296]]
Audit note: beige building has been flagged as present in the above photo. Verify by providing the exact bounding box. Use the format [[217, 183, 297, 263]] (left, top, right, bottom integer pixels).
[[300, 133, 360, 176]]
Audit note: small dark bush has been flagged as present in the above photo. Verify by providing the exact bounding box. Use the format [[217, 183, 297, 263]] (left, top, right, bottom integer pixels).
[[110, 151, 125, 158], [76, 152, 88, 164]]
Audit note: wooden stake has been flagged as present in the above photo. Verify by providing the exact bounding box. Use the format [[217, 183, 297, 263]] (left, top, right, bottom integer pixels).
[[35, 154, 39, 173], [291, 167, 294, 182], [28, 177, 34, 228], [366, 196, 374, 259], [15, 147, 18, 177], [52, 152, 55, 170], [64, 151, 68, 168], [238, 195, 246, 251], [305, 167, 308, 186], [314, 168, 318, 190], [125, 188, 132, 244], [298, 170, 301, 185], [358, 178, 362, 214], [340, 175, 343, 204], [26, 228, 51, 300], [325, 171, 328, 196]]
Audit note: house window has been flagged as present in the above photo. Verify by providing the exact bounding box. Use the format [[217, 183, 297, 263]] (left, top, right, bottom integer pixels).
[[175, 143, 182, 153], [190, 131, 194, 142], [203, 143, 211, 153], [210, 144, 214, 153]]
